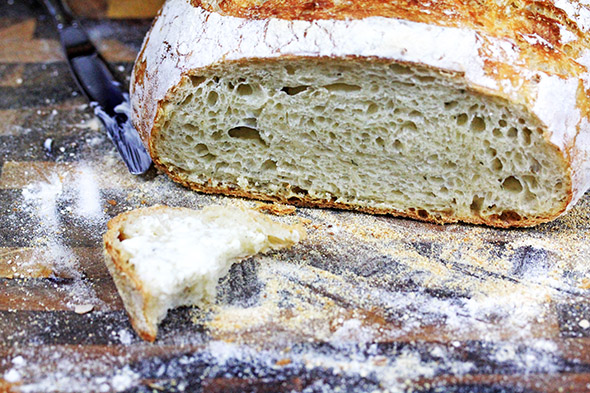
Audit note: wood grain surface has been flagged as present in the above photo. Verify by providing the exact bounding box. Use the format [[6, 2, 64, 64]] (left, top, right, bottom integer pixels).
[[1, 1, 590, 392]]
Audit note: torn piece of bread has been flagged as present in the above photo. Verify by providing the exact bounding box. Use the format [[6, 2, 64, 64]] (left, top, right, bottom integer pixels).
[[131, 0, 590, 227], [103, 205, 305, 341]]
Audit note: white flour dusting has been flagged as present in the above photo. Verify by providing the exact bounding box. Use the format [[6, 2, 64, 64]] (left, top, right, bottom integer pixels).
[[7, 349, 139, 393], [74, 164, 103, 219], [20, 164, 106, 308], [117, 329, 134, 345], [22, 173, 63, 228]]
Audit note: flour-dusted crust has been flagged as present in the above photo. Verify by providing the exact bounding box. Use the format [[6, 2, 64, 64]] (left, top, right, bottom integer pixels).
[[103, 206, 172, 341], [131, 0, 590, 227]]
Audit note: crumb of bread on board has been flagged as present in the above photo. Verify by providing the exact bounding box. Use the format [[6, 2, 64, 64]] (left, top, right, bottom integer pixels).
[[74, 304, 94, 314], [255, 203, 297, 216]]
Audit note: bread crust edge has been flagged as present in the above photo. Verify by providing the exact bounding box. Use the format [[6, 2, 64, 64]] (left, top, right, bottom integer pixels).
[[103, 206, 183, 342], [146, 156, 570, 228]]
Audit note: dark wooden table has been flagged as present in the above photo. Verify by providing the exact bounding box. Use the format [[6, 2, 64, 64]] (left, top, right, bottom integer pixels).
[[2, 1, 590, 392]]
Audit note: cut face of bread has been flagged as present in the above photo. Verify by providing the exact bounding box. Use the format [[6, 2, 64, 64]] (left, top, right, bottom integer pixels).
[[103, 205, 305, 341], [132, 0, 590, 227], [153, 58, 569, 227]]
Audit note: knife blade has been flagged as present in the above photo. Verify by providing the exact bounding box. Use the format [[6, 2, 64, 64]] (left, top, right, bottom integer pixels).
[[41, 0, 152, 175]]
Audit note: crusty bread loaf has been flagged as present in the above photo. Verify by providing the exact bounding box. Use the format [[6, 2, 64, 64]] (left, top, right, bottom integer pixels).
[[103, 205, 305, 341], [131, 0, 590, 227]]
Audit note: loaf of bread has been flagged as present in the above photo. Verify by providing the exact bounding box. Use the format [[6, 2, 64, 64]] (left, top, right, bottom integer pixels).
[[131, 0, 590, 227], [103, 205, 305, 341]]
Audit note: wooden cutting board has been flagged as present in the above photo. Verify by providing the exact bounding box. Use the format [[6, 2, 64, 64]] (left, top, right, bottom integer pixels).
[[2, 1, 590, 392]]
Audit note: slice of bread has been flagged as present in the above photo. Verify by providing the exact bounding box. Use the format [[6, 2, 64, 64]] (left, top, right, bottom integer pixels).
[[103, 205, 305, 341], [131, 0, 590, 227]]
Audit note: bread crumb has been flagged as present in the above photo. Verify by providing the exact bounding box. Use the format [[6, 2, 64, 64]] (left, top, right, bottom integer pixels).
[[107, 199, 117, 206], [255, 203, 296, 215], [74, 304, 94, 314], [276, 358, 291, 366]]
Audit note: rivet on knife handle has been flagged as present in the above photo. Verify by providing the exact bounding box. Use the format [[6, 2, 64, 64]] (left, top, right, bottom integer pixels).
[[41, 0, 152, 175]]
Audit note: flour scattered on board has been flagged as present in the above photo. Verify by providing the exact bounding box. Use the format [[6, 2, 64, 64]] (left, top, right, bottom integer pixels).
[[4, 349, 140, 393], [5, 152, 590, 391], [19, 163, 106, 308]]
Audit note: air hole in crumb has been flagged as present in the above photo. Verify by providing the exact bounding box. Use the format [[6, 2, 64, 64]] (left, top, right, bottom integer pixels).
[[214, 162, 227, 172], [376, 137, 385, 147], [202, 153, 216, 163], [190, 76, 206, 86], [207, 91, 219, 106], [492, 158, 503, 171], [393, 139, 403, 151], [195, 143, 209, 156], [416, 75, 435, 83], [522, 127, 532, 145], [444, 101, 458, 110], [389, 63, 413, 74], [507, 127, 518, 138], [237, 84, 254, 96], [417, 209, 429, 219], [228, 127, 267, 145], [498, 210, 521, 222], [367, 103, 378, 114], [281, 86, 310, 96], [493, 128, 502, 138], [401, 121, 418, 132], [456, 114, 468, 126], [181, 94, 193, 106], [292, 186, 309, 195], [324, 83, 361, 92], [502, 176, 523, 193], [470, 196, 484, 212], [211, 130, 223, 140], [499, 119, 507, 127], [470, 116, 486, 133], [261, 159, 277, 171], [285, 65, 296, 75]]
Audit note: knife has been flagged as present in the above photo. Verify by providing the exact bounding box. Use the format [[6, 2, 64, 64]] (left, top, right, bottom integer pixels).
[[41, 0, 152, 175]]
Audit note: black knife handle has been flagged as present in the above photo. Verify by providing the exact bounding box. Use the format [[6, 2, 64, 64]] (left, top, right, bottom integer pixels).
[[39, 0, 153, 175], [41, 0, 123, 114]]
